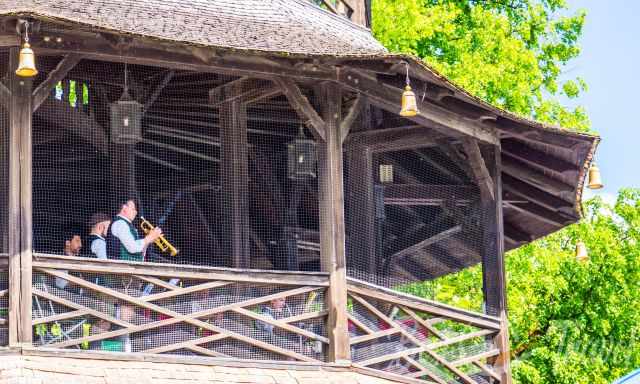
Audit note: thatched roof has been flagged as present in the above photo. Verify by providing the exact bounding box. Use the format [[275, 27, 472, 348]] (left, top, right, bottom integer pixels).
[[1, 0, 385, 56]]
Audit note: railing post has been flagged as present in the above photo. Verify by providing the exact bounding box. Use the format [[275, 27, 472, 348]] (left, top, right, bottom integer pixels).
[[8, 47, 33, 346], [481, 143, 511, 383], [317, 82, 350, 363]]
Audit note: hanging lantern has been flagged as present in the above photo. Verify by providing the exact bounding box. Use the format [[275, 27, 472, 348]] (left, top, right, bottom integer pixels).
[[575, 241, 589, 263], [287, 126, 317, 180], [16, 22, 38, 78], [379, 164, 394, 184], [110, 64, 143, 144], [399, 61, 418, 117], [587, 162, 603, 190]]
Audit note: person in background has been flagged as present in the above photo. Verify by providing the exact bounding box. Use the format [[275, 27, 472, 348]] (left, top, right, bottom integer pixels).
[[106, 198, 162, 262], [88, 212, 111, 259], [54, 230, 83, 289]]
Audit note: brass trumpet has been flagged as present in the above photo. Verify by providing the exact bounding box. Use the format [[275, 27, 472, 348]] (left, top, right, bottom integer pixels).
[[140, 216, 179, 256]]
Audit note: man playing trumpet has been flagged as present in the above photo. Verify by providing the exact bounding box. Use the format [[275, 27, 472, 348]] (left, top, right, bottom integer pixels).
[[107, 198, 163, 262]]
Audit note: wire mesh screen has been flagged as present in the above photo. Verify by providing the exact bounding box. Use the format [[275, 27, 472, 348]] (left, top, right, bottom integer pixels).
[[32, 263, 328, 361], [344, 106, 496, 305], [32, 58, 321, 272]]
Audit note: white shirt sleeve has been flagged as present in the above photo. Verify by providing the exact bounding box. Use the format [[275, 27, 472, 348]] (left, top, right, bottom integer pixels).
[[111, 220, 145, 254], [91, 238, 108, 260]]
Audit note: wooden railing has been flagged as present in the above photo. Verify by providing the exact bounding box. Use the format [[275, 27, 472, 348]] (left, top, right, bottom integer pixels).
[[31, 254, 329, 362], [347, 278, 505, 384]]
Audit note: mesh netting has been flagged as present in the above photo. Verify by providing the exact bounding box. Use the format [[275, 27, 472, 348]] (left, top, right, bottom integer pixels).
[[344, 105, 499, 314], [32, 58, 321, 272]]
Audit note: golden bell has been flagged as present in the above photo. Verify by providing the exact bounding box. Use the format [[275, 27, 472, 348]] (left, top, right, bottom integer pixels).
[[399, 85, 418, 117], [575, 241, 589, 262], [587, 163, 603, 190], [16, 43, 38, 78]]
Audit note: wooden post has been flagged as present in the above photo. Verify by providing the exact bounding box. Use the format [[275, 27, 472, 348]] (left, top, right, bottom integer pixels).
[[8, 48, 33, 345], [480, 144, 511, 383], [220, 100, 250, 268], [317, 83, 350, 362]]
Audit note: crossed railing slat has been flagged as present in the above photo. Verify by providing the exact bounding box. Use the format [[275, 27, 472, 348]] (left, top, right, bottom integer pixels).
[[347, 280, 503, 384], [33, 267, 328, 362]]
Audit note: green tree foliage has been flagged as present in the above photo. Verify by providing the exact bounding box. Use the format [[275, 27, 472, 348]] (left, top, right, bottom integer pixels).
[[402, 191, 640, 383], [372, 0, 590, 131]]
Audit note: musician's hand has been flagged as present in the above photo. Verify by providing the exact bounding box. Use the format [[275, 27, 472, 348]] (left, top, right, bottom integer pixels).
[[145, 227, 163, 244]]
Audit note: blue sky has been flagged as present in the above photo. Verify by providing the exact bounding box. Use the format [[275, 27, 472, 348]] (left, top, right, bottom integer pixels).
[[566, 0, 640, 203]]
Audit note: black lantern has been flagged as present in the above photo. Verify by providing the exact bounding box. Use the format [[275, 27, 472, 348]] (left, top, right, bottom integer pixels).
[[287, 126, 317, 180], [110, 64, 143, 144]]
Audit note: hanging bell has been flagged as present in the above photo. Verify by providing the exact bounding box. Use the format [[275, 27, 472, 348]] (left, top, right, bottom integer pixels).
[[399, 85, 418, 117], [16, 42, 38, 78], [587, 162, 603, 190], [575, 241, 589, 262]]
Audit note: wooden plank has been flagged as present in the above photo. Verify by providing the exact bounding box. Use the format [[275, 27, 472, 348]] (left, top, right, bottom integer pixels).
[[451, 348, 500, 368], [32, 54, 82, 112], [350, 328, 400, 345], [501, 139, 575, 175], [347, 282, 501, 330], [32, 309, 88, 325], [134, 275, 180, 291], [340, 95, 367, 143], [347, 313, 374, 335], [383, 185, 477, 206], [359, 345, 425, 367], [141, 280, 231, 302], [400, 307, 447, 341], [32, 288, 133, 328], [403, 355, 448, 384], [501, 155, 574, 198], [281, 310, 329, 324], [316, 83, 350, 362], [142, 70, 175, 114], [502, 173, 574, 214], [427, 329, 495, 350], [186, 344, 231, 358], [32, 254, 330, 286], [0, 81, 10, 110], [462, 139, 494, 201], [233, 307, 329, 343], [389, 226, 462, 261], [345, 125, 439, 153], [209, 77, 272, 106], [38, 269, 319, 362], [7, 49, 21, 346], [339, 68, 498, 145], [274, 77, 326, 141], [143, 333, 229, 354], [220, 100, 250, 268], [473, 361, 501, 382]]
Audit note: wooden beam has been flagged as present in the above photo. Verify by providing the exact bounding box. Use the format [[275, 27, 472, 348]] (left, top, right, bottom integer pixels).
[[8, 48, 33, 345], [273, 77, 326, 141], [501, 138, 576, 175], [142, 70, 174, 114], [502, 173, 576, 215], [462, 139, 494, 201], [338, 68, 498, 145], [340, 95, 367, 143], [0, 81, 10, 110], [480, 144, 512, 384], [389, 225, 462, 261], [209, 77, 274, 106], [345, 125, 440, 153], [383, 184, 478, 206], [220, 100, 250, 268], [502, 156, 574, 199], [317, 83, 350, 362], [32, 54, 82, 112]]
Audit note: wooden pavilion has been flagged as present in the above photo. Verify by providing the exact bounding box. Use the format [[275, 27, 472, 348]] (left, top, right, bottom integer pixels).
[[0, 1, 598, 383]]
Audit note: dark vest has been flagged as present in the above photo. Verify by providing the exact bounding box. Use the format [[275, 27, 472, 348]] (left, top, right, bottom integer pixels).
[[106, 216, 143, 262], [87, 234, 102, 258]]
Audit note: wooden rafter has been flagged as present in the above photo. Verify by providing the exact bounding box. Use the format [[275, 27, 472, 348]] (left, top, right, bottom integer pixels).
[[340, 94, 367, 143], [388, 225, 462, 261], [273, 77, 326, 141], [32, 54, 83, 112], [462, 139, 495, 201], [142, 70, 174, 114], [209, 77, 277, 106], [502, 156, 574, 199]]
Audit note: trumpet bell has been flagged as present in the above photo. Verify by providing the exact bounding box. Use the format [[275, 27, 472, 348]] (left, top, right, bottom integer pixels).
[[400, 85, 418, 117], [16, 43, 38, 78]]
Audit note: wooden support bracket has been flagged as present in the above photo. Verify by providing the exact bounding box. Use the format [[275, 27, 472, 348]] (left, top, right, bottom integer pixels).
[[273, 77, 326, 141], [32, 54, 83, 112], [462, 139, 495, 201]]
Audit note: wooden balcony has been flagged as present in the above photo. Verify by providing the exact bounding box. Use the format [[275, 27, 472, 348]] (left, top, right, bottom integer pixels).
[[21, 254, 507, 383]]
